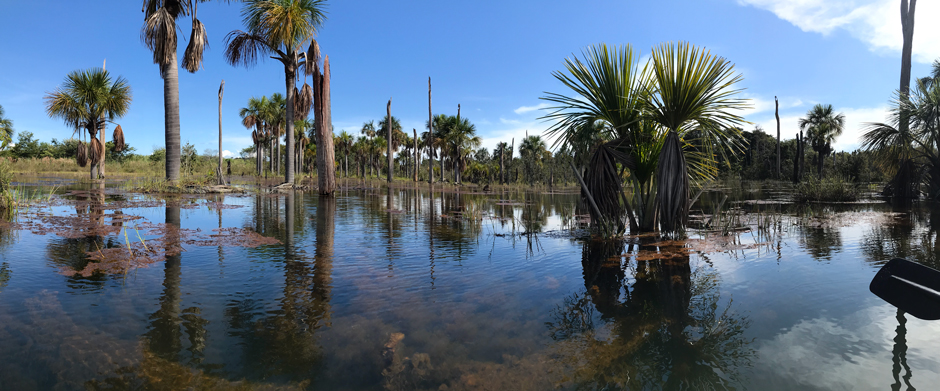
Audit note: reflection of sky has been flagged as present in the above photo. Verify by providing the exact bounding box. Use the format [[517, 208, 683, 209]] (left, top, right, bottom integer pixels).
[[752, 304, 940, 390], [703, 212, 940, 389]]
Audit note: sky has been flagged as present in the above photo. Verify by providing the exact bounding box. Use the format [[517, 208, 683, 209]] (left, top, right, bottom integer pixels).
[[0, 0, 937, 158]]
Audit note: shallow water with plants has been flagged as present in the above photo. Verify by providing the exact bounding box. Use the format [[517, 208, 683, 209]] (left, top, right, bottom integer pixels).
[[0, 178, 938, 390]]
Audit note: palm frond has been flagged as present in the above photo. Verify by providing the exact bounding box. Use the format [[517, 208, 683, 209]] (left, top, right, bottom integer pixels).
[[112, 124, 125, 152], [182, 17, 209, 73], [142, 6, 177, 69], [223, 30, 271, 67]]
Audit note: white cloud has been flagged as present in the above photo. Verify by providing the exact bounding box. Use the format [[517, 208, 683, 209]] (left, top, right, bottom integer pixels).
[[513, 103, 551, 115], [741, 95, 805, 118], [751, 105, 889, 152], [738, 0, 940, 63], [222, 150, 235, 158], [500, 117, 523, 125]]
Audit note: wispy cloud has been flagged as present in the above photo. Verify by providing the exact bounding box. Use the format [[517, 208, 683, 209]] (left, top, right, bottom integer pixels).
[[513, 103, 551, 115], [737, 0, 940, 63]]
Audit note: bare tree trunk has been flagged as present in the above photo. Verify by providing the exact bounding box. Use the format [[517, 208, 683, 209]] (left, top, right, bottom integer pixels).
[[510, 138, 514, 184], [218, 80, 225, 185], [775, 96, 781, 178], [500, 147, 504, 184], [413, 128, 418, 182], [315, 56, 336, 195], [387, 98, 393, 183], [900, 0, 917, 135], [428, 77, 434, 184]]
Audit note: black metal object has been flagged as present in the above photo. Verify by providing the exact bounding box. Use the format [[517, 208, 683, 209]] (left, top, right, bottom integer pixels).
[[870, 258, 940, 320]]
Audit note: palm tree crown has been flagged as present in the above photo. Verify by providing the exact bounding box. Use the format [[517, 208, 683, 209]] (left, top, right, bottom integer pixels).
[[44, 68, 132, 179], [0, 105, 14, 151], [799, 103, 845, 177]]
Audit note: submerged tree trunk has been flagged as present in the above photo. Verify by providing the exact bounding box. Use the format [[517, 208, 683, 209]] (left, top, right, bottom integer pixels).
[[164, 49, 181, 182]]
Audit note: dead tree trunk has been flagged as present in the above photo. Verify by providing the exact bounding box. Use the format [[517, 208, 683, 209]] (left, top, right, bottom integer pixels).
[[775, 96, 781, 179], [314, 56, 336, 195], [217, 80, 226, 185], [387, 98, 393, 183], [413, 128, 418, 182]]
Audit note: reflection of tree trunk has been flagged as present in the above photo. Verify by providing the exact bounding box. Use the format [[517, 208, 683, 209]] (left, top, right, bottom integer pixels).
[[891, 309, 914, 391], [147, 200, 183, 361], [314, 196, 335, 313]]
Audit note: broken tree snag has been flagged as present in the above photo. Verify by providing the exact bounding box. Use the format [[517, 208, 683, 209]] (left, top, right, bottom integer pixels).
[[775, 96, 780, 178], [387, 98, 393, 183]]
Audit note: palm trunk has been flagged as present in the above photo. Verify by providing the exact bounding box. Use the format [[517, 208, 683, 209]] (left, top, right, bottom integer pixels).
[[164, 49, 181, 182], [284, 63, 295, 184], [387, 98, 393, 183], [900, 0, 917, 135]]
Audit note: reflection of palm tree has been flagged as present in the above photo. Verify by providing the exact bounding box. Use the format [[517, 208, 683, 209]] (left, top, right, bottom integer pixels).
[[548, 239, 754, 389], [226, 193, 333, 380], [891, 309, 915, 391], [146, 201, 183, 362]]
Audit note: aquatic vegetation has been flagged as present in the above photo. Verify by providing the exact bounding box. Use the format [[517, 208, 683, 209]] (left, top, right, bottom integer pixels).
[[793, 175, 860, 202]]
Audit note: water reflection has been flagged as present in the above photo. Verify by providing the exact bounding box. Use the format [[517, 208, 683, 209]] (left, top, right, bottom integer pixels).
[[549, 239, 755, 389], [225, 193, 333, 381]]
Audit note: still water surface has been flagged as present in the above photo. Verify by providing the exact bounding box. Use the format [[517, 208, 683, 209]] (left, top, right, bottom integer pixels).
[[0, 178, 938, 390]]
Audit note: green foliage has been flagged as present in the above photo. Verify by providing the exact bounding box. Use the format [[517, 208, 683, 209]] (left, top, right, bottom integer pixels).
[[181, 142, 198, 175], [793, 176, 860, 202], [150, 147, 166, 164], [0, 105, 13, 151]]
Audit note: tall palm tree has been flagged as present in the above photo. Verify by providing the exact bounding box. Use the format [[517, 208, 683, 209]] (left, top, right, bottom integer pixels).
[[439, 116, 480, 184], [45, 68, 132, 180], [294, 118, 313, 175], [239, 96, 268, 175], [798, 104, 845, 177], [264, 93, 287, 174], [520, 135, 550, 185], [335, 130, 353, 178], [541, 42, 747, 235], [142, 0, 216, 182], [0, 105, 13, 151], [224, 0, 327, 184]]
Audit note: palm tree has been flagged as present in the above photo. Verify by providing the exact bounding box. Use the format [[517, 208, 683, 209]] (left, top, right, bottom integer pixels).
[[142, 0, 216, 182], [224, 0, 327, 185], [0, 105, 13, 151], [335, 130, 353, 178], [294, 118, 313, 175], [798, 104, 845, 177], [541, 42, 747, 235], [862, 65, 940, 198], [520, 135, 549, 185], [264, 93, 287, 174], [438, 116, 480, 184], [44, 68, 132, 180], [239, 96, 268, 175]]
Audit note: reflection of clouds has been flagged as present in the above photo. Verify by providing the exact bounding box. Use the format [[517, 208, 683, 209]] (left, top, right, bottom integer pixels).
[[753, 304, 940, 390]]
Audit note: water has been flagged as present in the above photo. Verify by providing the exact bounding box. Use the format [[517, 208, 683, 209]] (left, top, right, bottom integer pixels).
[[0, 178, 938, 390]]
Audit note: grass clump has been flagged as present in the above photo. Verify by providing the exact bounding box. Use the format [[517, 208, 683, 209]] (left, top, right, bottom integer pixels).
[[793, 175, 860, 202]]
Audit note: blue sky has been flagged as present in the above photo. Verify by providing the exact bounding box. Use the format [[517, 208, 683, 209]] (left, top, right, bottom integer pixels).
[[1, 0, 937, 157]]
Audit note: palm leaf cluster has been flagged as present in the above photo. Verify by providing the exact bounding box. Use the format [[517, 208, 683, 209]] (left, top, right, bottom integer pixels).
[[542, 42, 748, 235], [0, 105, 14, 151], [798, 103, 845, 177], [862, 61, 940, 200]]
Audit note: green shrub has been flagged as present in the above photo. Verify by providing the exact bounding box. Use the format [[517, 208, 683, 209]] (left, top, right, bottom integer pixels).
[[793, 175, 860, 202]]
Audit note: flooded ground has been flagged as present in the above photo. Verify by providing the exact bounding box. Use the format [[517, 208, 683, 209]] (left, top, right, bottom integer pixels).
[[0, 177, 938, 390]]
